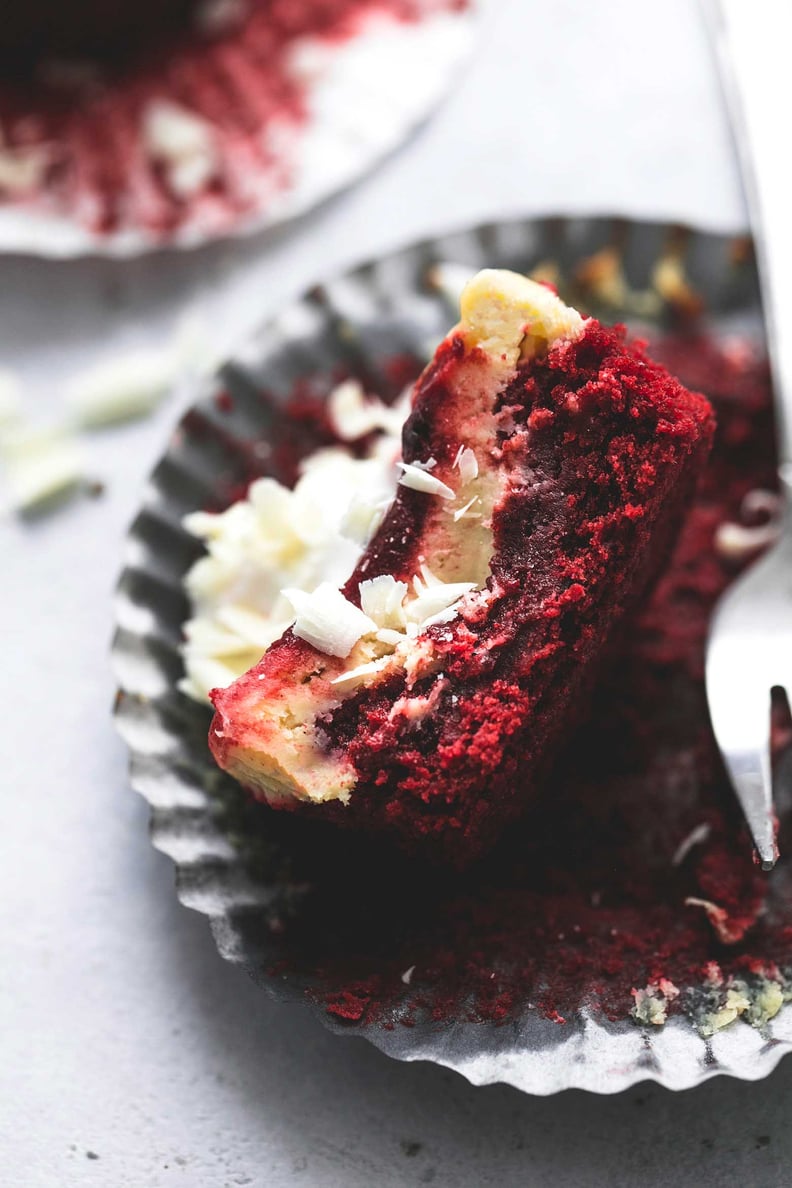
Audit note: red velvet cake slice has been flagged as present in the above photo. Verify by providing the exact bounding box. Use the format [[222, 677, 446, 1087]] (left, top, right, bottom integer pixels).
[[209, 269, 715, 863]]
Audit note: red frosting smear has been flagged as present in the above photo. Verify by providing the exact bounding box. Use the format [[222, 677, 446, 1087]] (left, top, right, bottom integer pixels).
[[215, 330, 792, 1031], [0, 0, 467, 239]]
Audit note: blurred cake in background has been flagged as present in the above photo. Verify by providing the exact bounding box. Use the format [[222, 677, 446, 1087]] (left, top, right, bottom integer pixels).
[[0, 0, 473, 253]]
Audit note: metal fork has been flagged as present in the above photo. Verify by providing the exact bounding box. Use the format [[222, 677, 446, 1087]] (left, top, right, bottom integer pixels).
[[704, 0, 792, 869]]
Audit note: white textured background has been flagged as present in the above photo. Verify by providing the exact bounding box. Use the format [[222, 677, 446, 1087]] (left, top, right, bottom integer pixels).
[[5, 1, 791, 1185]]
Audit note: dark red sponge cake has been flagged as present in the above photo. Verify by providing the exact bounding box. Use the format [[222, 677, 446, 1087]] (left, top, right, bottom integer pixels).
[[209, 269, 715, 864]]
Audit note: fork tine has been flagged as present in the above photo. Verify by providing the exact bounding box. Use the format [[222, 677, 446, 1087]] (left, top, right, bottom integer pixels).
[[720, 733, 775, 871], [706, 646, 776, 869]]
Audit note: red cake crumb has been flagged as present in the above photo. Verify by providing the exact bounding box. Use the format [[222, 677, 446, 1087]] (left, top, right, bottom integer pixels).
[[211, 324, 790, 1030]]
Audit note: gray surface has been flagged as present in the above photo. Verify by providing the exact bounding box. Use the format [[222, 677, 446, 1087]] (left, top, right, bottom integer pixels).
[[3, 1, 791, 1185]]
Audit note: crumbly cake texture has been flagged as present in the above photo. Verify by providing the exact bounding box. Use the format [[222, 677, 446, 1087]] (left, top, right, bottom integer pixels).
[[209, 269, 715, 864]]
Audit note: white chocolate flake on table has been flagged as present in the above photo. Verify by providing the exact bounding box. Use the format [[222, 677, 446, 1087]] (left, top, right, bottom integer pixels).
[[1, 310, 228, 520], [0, 420, 71, 458], [65, 347, 180, 428], [0, 421, 85, 514]]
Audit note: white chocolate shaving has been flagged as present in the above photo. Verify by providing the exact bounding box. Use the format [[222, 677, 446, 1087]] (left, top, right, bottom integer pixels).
[[397, 461, 455, 499], [359, 575, 408, 629], [452, 496, 481, 522], [405, 568, 475, 627], [339, 492, 389, 546], [331, 657, 390, 688], [454, 445, 479, 485], [376, 627, 407, 647], [328, 378, 405, 441], [284, 582, 376, 658], [215, 604, 284, 650]]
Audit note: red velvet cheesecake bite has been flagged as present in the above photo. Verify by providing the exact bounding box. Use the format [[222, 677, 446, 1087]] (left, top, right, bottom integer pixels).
[[209, 269, 715, 863]]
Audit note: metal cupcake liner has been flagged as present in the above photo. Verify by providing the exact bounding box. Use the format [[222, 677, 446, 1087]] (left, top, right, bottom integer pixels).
[[112, 214, 792, 1094]]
